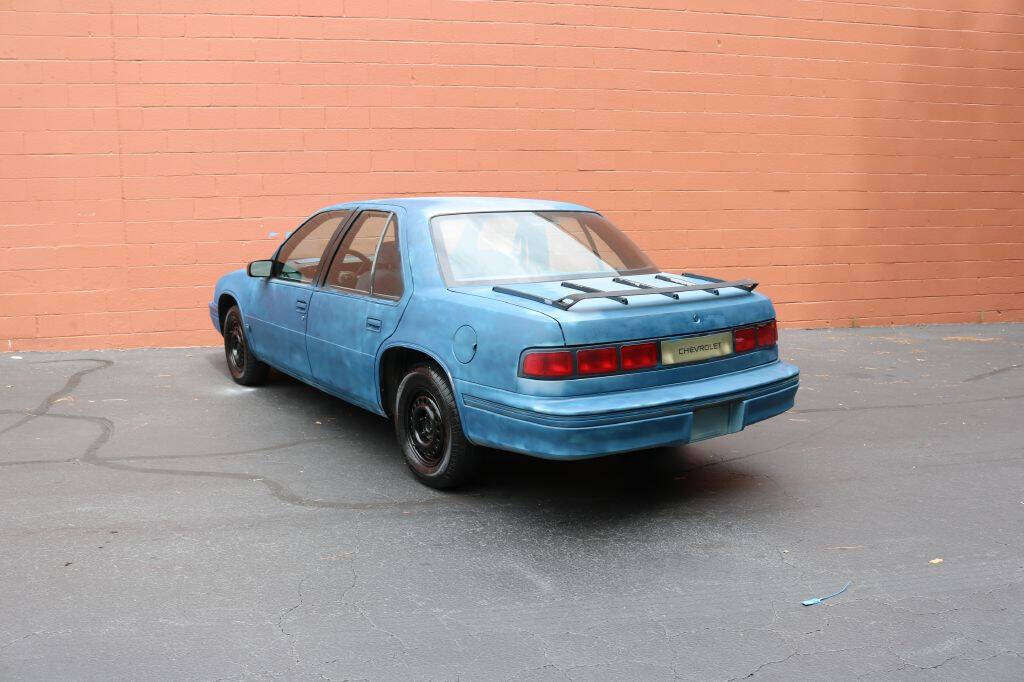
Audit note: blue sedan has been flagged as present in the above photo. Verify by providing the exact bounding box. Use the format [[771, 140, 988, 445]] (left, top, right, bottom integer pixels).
[[210, 197, 799, 488]]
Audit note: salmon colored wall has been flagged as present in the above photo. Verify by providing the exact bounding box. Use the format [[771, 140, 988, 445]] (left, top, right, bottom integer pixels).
[[2, 0, 1023, 350]]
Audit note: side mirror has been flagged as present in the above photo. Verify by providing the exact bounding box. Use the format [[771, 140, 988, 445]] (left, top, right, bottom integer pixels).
[[247, 260, 274, 278]]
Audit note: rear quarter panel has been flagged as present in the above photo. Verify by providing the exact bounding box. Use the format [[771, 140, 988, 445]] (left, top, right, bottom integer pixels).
[[386, 289, 566, 394], [381, 206, 565, 395]]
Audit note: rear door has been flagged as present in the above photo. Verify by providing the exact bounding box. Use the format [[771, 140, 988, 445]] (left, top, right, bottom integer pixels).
[[246, 210, 351, 380], [306, 208, 408, 410]]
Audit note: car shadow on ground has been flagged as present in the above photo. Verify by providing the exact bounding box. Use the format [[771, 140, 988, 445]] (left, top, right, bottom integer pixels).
[[202, 351, 761, 516]]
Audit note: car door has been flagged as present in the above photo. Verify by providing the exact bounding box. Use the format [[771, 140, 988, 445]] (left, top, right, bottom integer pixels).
[[306, 208, 408, 410], [246, 209, 351, 380]]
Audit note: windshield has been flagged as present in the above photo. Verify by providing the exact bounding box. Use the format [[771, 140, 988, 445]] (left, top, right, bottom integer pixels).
[[430, 211, 657, 286]]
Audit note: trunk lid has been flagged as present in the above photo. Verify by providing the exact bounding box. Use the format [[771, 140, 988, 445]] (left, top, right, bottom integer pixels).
[[457, 273, 775, 346]]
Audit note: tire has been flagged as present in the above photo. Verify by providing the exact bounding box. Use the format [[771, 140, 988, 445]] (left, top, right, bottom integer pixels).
[[223, 306, 269, 386], [394, 363, 479, 489]]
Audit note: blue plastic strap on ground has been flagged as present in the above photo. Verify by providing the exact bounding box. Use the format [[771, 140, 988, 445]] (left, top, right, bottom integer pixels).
[[801, 581, 851, 606]]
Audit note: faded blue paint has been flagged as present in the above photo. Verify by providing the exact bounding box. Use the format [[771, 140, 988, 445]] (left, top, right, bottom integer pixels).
[[247, 277, 315, 380], [211, 196, 800, 460], [305, 204, 411, 411], [452, 325, 478, 364]]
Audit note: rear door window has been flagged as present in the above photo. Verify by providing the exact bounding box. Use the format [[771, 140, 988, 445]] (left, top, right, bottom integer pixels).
[[325, 211, 403, 298]]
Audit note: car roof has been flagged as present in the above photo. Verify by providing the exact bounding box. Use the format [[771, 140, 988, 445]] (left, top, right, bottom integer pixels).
[[316, 196, 596, 219]]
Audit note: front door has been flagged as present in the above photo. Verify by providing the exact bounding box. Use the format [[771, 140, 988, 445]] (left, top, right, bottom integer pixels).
[[246, 209, 351, 380], [306, 209, 407, 410]]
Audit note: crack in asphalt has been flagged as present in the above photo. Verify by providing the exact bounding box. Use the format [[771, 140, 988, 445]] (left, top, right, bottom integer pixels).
[[1, 359, 450, 512], [277, 573, 309, 652], [792, 391, 1024, 414], [0, 435, 353, 469], [0, 359, 113, 437], [5, 349, 1024, 678], [962, 364, 1023, 383]]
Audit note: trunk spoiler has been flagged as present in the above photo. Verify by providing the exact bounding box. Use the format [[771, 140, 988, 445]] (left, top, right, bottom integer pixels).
[[492, 273, 758, 310]]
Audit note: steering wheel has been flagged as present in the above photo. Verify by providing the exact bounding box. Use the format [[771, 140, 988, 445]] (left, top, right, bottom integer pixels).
[[334, 249, 372, 288], [348, 249, 372, 273]]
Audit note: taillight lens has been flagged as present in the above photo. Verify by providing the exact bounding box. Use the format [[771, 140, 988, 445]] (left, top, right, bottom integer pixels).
[[620, 342, 658, 370], [522, 350, 573, 378], [756, 320, 777, 347], [577, 347, 618, 375], [733, 327, 756, 352]]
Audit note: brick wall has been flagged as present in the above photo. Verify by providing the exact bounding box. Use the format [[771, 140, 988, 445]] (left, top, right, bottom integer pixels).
[[2, 0, 1023, 350]]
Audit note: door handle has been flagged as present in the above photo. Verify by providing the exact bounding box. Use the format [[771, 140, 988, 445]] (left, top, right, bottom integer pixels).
[[365, 317, 382, 332], [295, 299, 308, 312]]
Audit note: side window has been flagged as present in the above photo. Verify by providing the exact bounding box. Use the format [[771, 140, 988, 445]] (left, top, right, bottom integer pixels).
[[371, 221, 403, 299], [274, 210, 351, 283], [326, 211, 403, 298]]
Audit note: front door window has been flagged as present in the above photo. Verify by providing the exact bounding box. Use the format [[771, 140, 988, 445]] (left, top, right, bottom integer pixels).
[[275, 210, 351, 283]]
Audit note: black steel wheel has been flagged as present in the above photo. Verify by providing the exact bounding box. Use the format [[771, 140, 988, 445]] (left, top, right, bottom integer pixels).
[[394, 363, 479, 488], [222, 306, 269, 386], [407, 392, 447, 468]]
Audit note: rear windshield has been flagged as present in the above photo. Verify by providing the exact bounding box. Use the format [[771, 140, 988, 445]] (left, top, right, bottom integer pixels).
[[430, 211, 657, 286]]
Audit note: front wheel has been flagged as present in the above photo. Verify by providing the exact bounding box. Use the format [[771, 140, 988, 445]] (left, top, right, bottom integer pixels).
[[393, 363, 479, 489], [223, 306, 269, 386]]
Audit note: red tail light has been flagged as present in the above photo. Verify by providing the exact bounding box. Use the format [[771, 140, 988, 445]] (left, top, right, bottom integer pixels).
[[525, 322, 774, 378], [522, 350, 573, 378], [733, 327, 756, 353], [756, 320, 777, 347], [620, 342, 658, 370], [577, 347, 618, 375]]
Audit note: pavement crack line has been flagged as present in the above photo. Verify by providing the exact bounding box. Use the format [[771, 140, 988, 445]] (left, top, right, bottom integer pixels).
[[2, 359, 451, 512], [0, 434, 350, 469], [962, 364, 1023, 382], [731, 646, 877, 680], [1, 632, 40, 651], [0, 358, 112, 437], [793, 391, 1024, 414], [277, 574, 310, 641]]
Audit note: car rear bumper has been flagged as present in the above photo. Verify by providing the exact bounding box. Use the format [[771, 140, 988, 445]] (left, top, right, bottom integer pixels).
[[456, 361, 799, 459]]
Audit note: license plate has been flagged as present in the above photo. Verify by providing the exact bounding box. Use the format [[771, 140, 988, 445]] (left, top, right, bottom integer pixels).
[[660, 331, 733, 365], [691, 403, 732, 441]]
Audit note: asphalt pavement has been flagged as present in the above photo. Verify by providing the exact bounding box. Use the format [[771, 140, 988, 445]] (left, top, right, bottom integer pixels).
[[1, 324, 1022, 680]]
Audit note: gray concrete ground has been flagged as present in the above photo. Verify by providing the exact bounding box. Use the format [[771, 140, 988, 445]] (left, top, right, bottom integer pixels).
[[1, 324, 1022, 681]]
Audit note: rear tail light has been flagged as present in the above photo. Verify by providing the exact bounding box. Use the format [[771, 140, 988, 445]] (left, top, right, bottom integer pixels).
[[577, 347, 618, 375], [620, 342, 658, 370], [735, 320, 777, 353], [756, 320, 777, 347], [733, 327, 757, 352], [522, 350, 573, 378], [524, 321, 775, 378]]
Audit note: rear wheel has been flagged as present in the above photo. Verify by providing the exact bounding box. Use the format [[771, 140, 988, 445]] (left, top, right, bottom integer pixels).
[[394, 363, 479, 489], [223, 306, 269, 386]]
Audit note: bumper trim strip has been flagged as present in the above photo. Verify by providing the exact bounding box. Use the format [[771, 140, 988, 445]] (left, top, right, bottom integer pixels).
[[462, 375, 799, 429]]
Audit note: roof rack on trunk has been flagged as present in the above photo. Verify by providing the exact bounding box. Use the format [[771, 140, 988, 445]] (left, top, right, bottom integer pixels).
[[561, 280, 629, 305], [612, 277, 680, 300], [492, 273, 757, 310], [655, 273, 718, 295]]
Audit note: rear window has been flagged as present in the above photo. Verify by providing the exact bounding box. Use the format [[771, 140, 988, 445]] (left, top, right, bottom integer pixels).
[[430, 211, 656, 286]]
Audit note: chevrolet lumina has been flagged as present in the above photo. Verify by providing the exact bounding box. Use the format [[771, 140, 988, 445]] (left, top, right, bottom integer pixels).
[[210, 197, 799, 488]]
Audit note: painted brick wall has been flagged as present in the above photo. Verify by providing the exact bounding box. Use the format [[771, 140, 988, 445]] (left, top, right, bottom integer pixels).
[[2, 0, 1023, 350]]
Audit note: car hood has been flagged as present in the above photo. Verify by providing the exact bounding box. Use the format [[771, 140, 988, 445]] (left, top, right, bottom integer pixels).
[[455, 273, 775, 346]]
